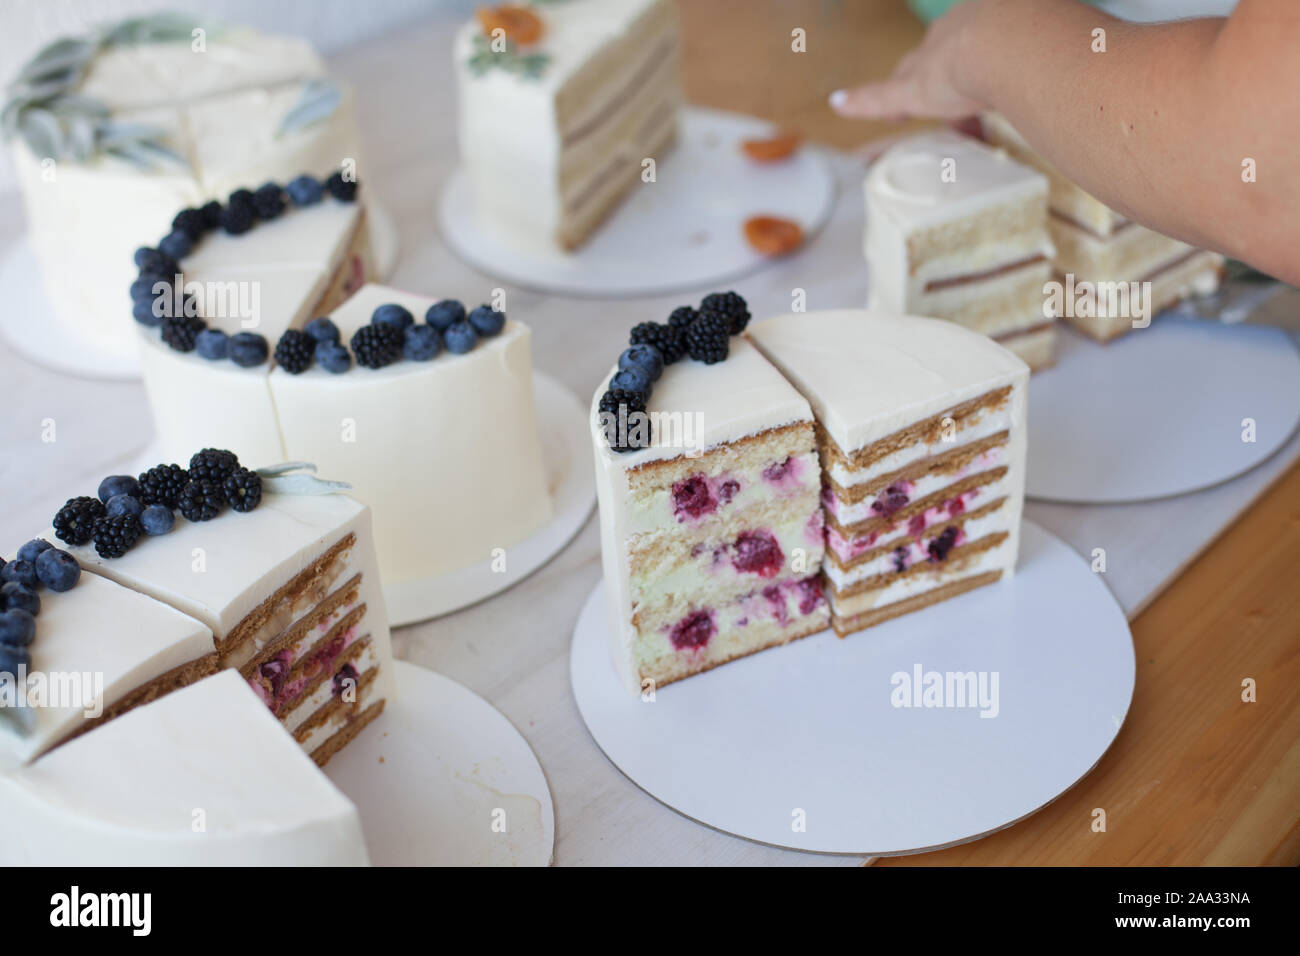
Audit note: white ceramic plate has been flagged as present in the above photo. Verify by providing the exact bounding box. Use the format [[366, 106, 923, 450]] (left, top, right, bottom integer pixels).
[[325, 660, 554, 866], [437, 107, 837, 298], [570, 521, 1134, 856], [1027, 320, 1300, 503]]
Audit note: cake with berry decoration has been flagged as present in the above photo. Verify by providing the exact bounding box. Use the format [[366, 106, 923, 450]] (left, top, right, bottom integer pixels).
[[591, 292, 829, 693], [5, 14, 371, 356], [454, 0, 680, 249]]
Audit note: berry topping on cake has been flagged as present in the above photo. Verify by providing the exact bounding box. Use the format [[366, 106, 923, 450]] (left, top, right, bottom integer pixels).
[[130, 275, 163, 303], [468, 304, 506, 337], [684, 311, 729, 364], [140, 504, 175, 536], [171, 207, 207, 241], [403, 325, 442, 361], [425, 299, 466, 331], [350, 322, 404, 368], [16, 539, 52, 564], [372, 303, 415, 330], [252, 182, 287, 219], [159, 229, 193, 259], [315, 342, 353, 374], [1, 560, 36, 589], [134, 247, 178, 276], [2, 580, 39, 616], [274, 329, 314, 374], [332, 662, 360, 697], [97, 475, 140, 504], [223, 468, 263, 513], [34, 548, 79, 592], [198, 200, 223, 230], [132, 299, 163, 327], [177, 479, 225, 523], [610, 366, 652, 397], [731, 530, 783, 577], [106, 494, 143, 518], [667, 305, 698, 329], [92, 514, 143, 558], [871, 483, 910, 518], [443, 321, 479, 355], [325, 171, 358, 202], [671, 475, 715, 520], [598, 388, 649, 453], [189, 448, 240, 485], [195, 327, 229, 360], [618, 343, 664, 382], [927, 526, 960, 562], [53, 496, 106, 546], [160, 313, 206, 353], [669, 609, 716, 650], [220, 202, 255, 235], [700, 291, 751, 333], [304, 316, 340, 343], [138, 464, 189, 508], [0, 607, 36, 648], [286, 175, 324, 206], [629, 321, 686, 364], [229, 331, 270, 367]]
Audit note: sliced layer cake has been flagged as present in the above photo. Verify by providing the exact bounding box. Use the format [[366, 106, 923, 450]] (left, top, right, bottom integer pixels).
[[749, 311, 1029, 637], [981, 113, 1224, 341], [865, 129, 1057, 370], [455, 0, 680, 249]]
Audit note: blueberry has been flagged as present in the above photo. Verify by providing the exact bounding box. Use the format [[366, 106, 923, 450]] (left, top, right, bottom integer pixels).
[[403, 325, 442, 361], [468, 304, 506, 337], [159, 229, 193, 259], [0, 638, 32, 674], [133, 299, 164, 327], [372, 303, 414, 331], [195, 327, 229, 360], [34, 548, 79, 592], [1, 582, 38, 616], [140, 504, 175, 536], [229, 332, 269, 367], [107, 494, 144, 518], [425, 299, 466, 331], [97, 475, 139, 503], [286, 174, 324, 206], [1, 560, 36, 589], [131, 276, 166, 303], [16, 539, 52, 564], [611, 366, 652, 396], [133, 247, 158, 269], [443, 321, 478, 354], [315, 342, 352, 374], [618, 343, 665, 382], [304, 316, 340, 344]]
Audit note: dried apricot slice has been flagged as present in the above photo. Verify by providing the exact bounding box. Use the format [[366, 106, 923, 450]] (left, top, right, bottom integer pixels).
[[744, 216, 804, 257], [477, 5, 544, 46], [742, 132, 802, 162]]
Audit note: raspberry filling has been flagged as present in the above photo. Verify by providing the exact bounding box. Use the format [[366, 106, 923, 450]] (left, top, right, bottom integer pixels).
[[731, 530, 783, 577], [927, 526, 961, 562], [795, 575, 825, 616], [870, 482, 911, 518], [333, 662, 359, 697], [672, 475, 715, 521], [718, 479, 740, 504], [670, 610, 716, 650]]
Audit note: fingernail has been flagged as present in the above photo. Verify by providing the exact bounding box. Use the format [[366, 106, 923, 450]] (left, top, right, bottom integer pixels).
[[829, 89, 849, 110]]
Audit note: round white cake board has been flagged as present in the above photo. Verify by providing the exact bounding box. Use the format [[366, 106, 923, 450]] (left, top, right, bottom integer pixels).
[[1027, 320, 1300, 503], [325, 661, 554, 866], [437, 107, 837, 298], [0, 200, 402, 382], [570, 521, 1135, 856], [384, 371, 595, 625]]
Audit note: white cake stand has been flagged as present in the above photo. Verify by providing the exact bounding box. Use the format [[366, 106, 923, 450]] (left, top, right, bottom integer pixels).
[[0, 201, 401, 382], [570, 521, 1135, 856], [383, 371, 595, 626], [325, 661, 554, 866], [437, 107, 837, 298], [1027, 320, 1300, 503]]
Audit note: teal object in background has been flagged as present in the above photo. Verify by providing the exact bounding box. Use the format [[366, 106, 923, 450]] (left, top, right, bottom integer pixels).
[[907, 0, 1101, 23]]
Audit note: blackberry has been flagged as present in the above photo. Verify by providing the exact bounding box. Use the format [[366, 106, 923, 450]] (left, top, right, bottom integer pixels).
[[700, 291, 750, 333], [160, 313, 206, 353], [172, 207, 207, 241], [598, 388, 647, 417], [92, 514, 143, 559], [221, 202, 255, 235], [274, 329, 313, 374], [927, 526, 960, 563], [177, 479, 224, 522], [137, 463, 189, 508], [253, 182, 286, 219], [228, 188, 255, 210], [350, 322, 403, 369], [134, 247, 180, 277], [597, 388, 649, 454], [325, 171, 359, 202], [189, 448, 240, 485], [223, 467, 263, 513], [53, 496, 106, 546], [199, 200, 223, 230], [684, 311, 730, 364], [667, 306, 698, 329], [629, 322, 686, 365]]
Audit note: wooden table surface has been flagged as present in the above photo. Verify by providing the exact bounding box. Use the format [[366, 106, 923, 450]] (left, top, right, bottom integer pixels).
[[680, 0, 1299, 866]]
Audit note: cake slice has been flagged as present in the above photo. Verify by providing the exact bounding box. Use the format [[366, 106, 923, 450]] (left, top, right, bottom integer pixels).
[[592, 322, 827, 694], [981, 113, 1224, 341], [865, 129, 1057, 370], [749, 311, 1029, 637], [455, 0, 680, 249]]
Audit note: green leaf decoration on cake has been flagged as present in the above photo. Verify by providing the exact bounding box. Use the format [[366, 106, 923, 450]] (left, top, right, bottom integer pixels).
[[277, 79, 343, 139], [467, 33, 551, 80], [1, 13, 209, 168], [255, 462, 352, 496]]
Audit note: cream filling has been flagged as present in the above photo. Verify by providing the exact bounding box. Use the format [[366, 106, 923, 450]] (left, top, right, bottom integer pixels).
[[281, 641, 378, 735], [296, 674, 385, 756], [826, 445, 1006, 528], [244, 594, 365, 712], [825, 508, 1011, 590], [909, 260, 1053, 325], [825, 407, 1012, 490]]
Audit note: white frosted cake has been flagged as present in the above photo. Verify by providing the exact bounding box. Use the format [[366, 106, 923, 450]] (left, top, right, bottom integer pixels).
[[865, 129, 1057, 369], [5, 15, 369, 354], [454, 0, 680, 249], [981, 113, 1224, 340]]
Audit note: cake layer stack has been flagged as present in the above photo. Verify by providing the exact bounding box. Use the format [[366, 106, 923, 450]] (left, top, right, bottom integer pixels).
[[455, 0, 681, 249], [981, 113, 1224, 341], [865, 129, 1057, 370]]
